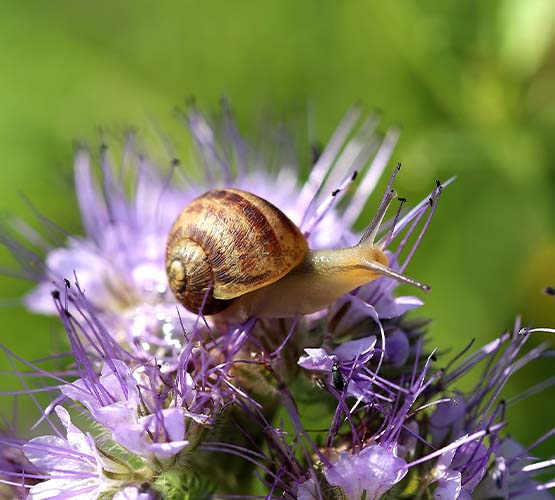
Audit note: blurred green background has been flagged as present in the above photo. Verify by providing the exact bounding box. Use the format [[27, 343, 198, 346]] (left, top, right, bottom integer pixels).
[[1, 0, 554, 454]]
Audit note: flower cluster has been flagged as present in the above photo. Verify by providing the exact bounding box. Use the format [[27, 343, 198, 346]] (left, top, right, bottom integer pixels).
[[1, 104, 553, 499]]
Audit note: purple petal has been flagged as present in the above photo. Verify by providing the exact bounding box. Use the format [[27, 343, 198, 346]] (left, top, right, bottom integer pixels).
[[452, 440, 488, 491], [28, 477, 100, 500], [298, 348, 334, 372], [434, 468, 462, 499], [433, 448, 462, 500], [374, 294, 423, 319], [112, 408, 189, 461], [430, 394, 467, 445], [334, 336, 376, 363], [61, 360, 140, 428], [329, 294, 377, 335], [296, 478, 319, 500], [324, 445, 407, 499], [74, 151, 109, 240], [384, 329, 410, 367]]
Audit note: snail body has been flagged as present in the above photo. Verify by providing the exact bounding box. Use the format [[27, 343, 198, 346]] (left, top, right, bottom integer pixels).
[[166, 188, 429, 319]]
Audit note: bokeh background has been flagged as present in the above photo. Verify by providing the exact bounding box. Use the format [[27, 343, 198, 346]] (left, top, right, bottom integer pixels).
[[1, 1, 554, 456]]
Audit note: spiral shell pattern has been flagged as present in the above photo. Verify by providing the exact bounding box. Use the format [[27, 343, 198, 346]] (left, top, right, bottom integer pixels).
[[166, 189, 308, 314]]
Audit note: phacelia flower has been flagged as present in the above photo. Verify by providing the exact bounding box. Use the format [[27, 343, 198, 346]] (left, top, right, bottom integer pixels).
[[1, 104, 553, 500], [298, 444, 408, 500], [22, 406, 126, 500]]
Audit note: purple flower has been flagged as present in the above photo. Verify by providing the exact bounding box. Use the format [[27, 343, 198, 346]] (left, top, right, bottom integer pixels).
[[429, 392, 467, 445], [60, 359, 142, 428], [298, 336, 377, 371], [112, 407, 189, 461], [261, 321, 555, 499], [329, 274, 424, 334], [10, 105, 438, 361], [471, 438, 555, 500], [432, 440, 489, 499], [1, 104, 553, 500], [433, 447, 463, 499], [298, 336, 377, 397], [299, 444, 408, 500], [61, 360, 190, 461], [0, 432, 39, 499], [22, 406, 118, 500], [326, 445, 407, 499]]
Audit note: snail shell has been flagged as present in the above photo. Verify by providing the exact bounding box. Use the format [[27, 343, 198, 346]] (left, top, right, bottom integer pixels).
[[166, 189, 308, 315]]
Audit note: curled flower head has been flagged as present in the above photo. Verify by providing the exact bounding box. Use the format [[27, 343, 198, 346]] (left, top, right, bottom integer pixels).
[[11, 105, 441, 354], [293, 321, 555, 499]]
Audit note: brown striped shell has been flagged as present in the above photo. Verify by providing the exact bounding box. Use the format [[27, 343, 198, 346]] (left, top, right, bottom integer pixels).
[[166, 189, 308, 315]]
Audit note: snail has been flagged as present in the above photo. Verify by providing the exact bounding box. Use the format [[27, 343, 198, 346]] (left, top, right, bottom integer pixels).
[[166, 188, 429, 319]]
